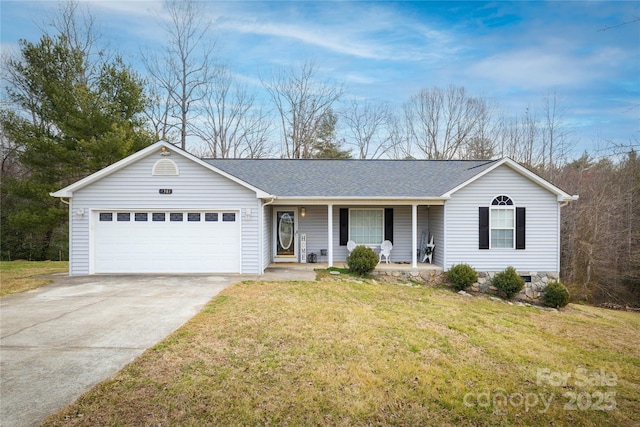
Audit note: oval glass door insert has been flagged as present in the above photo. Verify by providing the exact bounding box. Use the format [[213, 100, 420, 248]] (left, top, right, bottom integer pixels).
[[276, 211, 295, 256]]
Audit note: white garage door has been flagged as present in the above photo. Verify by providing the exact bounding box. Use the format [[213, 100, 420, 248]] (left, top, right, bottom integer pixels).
[[94, 211, 241, 273]]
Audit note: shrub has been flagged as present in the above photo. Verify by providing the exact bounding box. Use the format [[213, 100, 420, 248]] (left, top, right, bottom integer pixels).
[[492, 266, 525, 299], [543, 281, 570, 308], [347, 245, 378, 275], [447, 263, 478, 291]]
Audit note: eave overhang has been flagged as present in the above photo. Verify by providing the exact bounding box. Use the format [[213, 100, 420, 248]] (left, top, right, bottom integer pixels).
[[50, 141, 271, 199]]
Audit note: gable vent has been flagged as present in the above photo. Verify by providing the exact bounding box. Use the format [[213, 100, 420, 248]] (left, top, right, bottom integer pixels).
[[152, 159, 179, 176]]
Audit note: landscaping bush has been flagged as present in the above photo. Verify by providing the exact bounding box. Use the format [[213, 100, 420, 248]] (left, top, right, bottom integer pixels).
[[543, 281, 570, 308], [447, 263, 478, 291], [347, 245, 378, 275], [492, 266, 525, 299]]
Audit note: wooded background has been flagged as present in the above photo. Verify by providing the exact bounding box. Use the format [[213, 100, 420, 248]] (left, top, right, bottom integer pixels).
[[2, 2, 638, 306]]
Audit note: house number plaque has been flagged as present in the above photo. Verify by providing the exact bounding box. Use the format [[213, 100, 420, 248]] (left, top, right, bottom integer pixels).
[[159, 189, 173, 194]]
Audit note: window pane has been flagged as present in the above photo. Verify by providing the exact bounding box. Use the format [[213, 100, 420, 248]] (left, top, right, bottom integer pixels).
[[222, 212, 236, 222], [135, 213, 148, 222], [117, 212, 130, 221], [152, 212, 166, 222], [170, 212, 183, 222], [350, 209, 383, 245], [205, 213, 218, 222], [491, 209, 514, 228], [492, 195, 513, 206], [188, 213, 201, 222], [491, 229, 514, 248], [99, 212, 112, 221]]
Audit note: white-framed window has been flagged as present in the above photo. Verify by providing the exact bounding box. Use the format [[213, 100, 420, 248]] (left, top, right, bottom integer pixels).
[[350, 209, 383, 245], [490, 195, 514, 249]]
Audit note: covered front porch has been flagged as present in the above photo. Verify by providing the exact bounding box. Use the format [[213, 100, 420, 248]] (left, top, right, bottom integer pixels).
[[264, 261, 445, 284], [266, 202, 445, 270]]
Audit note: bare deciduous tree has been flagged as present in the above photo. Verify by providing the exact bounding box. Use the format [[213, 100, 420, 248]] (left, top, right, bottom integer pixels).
[[193, 66, 272, 158], [145, 79, 179, 143], [386, 112, 412, 159], [541, 90, 574, 178], [461, 100, 499, 159], [496, 107, 538, 166], [342, 98, 393, 159], [143, 0, 215, 150], [403, 85, 489, 159], [262, 60, 343, 159]]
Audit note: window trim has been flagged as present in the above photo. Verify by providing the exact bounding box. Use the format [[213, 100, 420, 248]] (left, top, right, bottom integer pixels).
[[348, 208, 385, 245], [482, 195, 526, 250], [489, 204, 515, 249]]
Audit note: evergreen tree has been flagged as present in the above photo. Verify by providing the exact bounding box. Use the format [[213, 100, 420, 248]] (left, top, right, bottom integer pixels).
[[1, 30, 153, 260], [310, 110, 351, 159]]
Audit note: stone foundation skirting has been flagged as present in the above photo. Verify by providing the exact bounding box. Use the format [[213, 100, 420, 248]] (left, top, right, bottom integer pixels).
[[372, 268, 558, 303], [372, 269, 446, 286], [471, 271, 559, 302]]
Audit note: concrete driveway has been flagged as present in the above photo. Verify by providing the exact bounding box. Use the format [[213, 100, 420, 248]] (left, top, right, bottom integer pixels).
[[0, 274, 238, 427]]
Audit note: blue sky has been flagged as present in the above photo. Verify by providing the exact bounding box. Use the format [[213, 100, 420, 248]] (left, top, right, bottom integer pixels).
[[1, 1, 639, 158]]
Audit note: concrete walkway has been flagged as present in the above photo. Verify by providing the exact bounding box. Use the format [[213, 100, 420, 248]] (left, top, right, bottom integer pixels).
[[0, 274, 239, 427]]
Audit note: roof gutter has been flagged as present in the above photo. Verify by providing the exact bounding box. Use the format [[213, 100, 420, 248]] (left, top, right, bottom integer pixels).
[[263, 196, 276, 206], [264, 196, 450, 201], [560, 195, 579, 207]]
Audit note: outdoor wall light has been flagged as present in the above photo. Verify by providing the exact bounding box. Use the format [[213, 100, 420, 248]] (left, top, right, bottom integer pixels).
[[160, 146, 171, 156], [301, 207, 306, 218]]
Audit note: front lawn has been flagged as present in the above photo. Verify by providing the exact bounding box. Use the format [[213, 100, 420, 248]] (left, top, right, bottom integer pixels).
[[44, 277, 639, 426], [0, 261, 68, 297]]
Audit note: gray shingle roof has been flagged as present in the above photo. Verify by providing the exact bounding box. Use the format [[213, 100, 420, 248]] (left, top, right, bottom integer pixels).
[[204, 158, 499, 198]]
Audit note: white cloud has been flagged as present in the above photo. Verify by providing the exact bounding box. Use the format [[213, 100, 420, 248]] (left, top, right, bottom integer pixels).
[[213, 3, 459, 63], [467, 45, 627, 90], [217, 18, 389, 60]]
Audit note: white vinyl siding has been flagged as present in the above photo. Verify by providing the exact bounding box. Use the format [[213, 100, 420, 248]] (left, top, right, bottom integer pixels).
[[428, 205, 444, 266], [394, 206, 421, 262], [261, 203, 273, 271], [444, 165, 560, 272], [69, 153, 260, 275], [296, 205, 329, 258]]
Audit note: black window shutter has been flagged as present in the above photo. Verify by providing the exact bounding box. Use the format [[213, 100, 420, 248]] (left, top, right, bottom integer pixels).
[[516, 207, 526, 250], [339, 208, 349, 246], [384, 208, 394, 243], [479, 207, 489, 249]]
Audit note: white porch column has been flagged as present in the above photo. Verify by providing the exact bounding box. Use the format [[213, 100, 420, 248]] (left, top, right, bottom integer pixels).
[[327, 204, 334, 267], [412, 204, 418, 268]]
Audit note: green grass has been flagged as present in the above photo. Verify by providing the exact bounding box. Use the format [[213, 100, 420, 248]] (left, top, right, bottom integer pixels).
[[0, 261, 68, 297], [43, 277, 640, 426]]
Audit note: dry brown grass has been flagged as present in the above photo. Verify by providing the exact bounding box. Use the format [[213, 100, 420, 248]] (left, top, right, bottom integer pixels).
[[0, 261, 68, 297], [44, 276, 640, 426]]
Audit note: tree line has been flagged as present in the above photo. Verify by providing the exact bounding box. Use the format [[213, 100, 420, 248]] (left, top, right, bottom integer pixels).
[[1, 1, 637, 305]]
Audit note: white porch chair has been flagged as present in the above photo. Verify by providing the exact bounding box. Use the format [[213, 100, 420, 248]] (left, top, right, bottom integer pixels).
[[379, 240, 393, 264], [347, 240, 357, 253]]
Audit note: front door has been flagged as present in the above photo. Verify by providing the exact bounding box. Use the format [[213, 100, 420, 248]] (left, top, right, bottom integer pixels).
[[274, 209, 297, 261]]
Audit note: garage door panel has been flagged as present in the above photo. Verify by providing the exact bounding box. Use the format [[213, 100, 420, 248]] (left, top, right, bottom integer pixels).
[[94, 211, 241, 273]]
